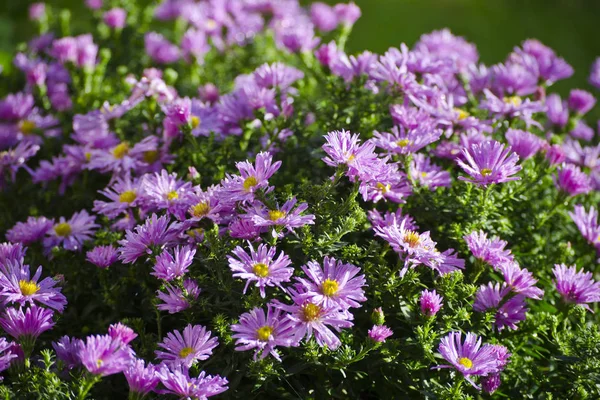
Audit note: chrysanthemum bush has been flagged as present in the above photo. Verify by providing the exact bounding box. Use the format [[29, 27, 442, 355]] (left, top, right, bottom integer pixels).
[[1, 0, 600, 398]]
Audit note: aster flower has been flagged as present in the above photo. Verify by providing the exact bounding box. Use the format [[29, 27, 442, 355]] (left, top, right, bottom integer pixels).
[[139, 170, 191, 215], [86, 245, 119, 269], [185, 185, 226, 223], [473, 282, 509, 312], [0, 260, 66, 312], [457, 140, 522, 185], [156, 279, 200, 314], [52, 336, 83, 369], [228, 217, 262, 240], [322, 130, 379, 180], [409, 154, 451, 189], [495, 295, 527, 331], [569, 204, 600, 248], [124, 359, 159, 397], [43, 210, 98, 252], [144, 32, 180, 64], [231, 305, 298, 361], [0, 337, 17, 375], [6, 216, 53, 245], [420, 289, 443, 316], [93, 176, 141, 219], [435, 332, 510, 389], [108, 322, 138, 345], [156, 324, 218, 368], [553, 264, 600, 311], [152, 245, 195, 281], [245, 198, 315, 236], [358, 161, 412, 204], [295, 256, 367, 310], [415, 28, 478, 72], [228, 243, 293, 297], [118, 214, 181, 264], [546, 94, 569, 128], [570, 120, 595, 141], [253, 62, 304, 91], [464, 230, 514, 268], [79, 334, 134, 376], [497, 262, 544, 299], [568, 89, 596, 115], [481, 373, 502, 394], [155, 364, 228, 399], [368, 208, 418, 232], [554, 164, 592, 196], [0, 305, 54, 342], [368, 325, 393, 343], [373, 125, 442, 156], [221, 152, 282, 203], [0, 142, 41, 187], [505, 129, 544, 160], [103, 8, 127, 29]]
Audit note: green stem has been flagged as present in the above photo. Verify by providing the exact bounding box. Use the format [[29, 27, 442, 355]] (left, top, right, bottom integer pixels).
[[77, 375, 101, 400]]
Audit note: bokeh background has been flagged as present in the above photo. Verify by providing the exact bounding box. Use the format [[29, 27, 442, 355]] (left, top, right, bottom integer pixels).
[[1, 0, 600, 96]]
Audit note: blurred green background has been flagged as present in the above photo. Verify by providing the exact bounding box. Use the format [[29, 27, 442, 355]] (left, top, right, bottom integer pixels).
[[1, 0, 600, 95]]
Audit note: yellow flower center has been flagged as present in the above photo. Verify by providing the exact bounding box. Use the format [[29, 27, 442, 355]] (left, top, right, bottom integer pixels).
[[252, 263, 269, 277], [119, 190, 137, 203], [243, 176, 258, 192], [346, 154, 355, 162], [458, 357, 473, 369], [85, 152, 92, 162], [268, 210, 286, 221], [143, 150, 159, 164], [396, 139, 411, 147], [321, 279, 339, 296], [302, 303, 321, 321], [112, 142, 130, 159], [191, 116, 200, 129], [503, 96, 522, 107], [178, 347, 194, 358], [191, 202, 210, 218], [403, 231, 421, 248], [206, 19, 217, 30], [186, 228, 204, 238], [166, 191, 179, 201], [54, 222, 72, 237], [257, 326, 273, 341], [455, 108, 469, 120], [96, 359, 103, 367], [376, 182, 391, 193], [19, 280, 40, 296], [19, 120, 37, 135], [420, 172, 428, 178], [480, 168, 492, 177]]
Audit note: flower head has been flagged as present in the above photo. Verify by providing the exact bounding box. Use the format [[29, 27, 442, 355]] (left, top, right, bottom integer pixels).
[[52, 336, 83, 369], [156, 364, 228, 399], [124, 359, 159, 397], [0, 305, 54, 341], [553, 264, 600, 311], [6, 217, 53, 245], [43, 210, 98, 252], [79, 334, 134, 376], [118, 214, 181, 264], [457, 140, 522, 185], [152, 245, 196, 281], [420, 289, 443, 316], [505, 129, 544, 160], [568, 89, 596, 115], [245, 198, 315, 235], [554, 164, 592, 196], [156, 324, 218, 368], [156, 279, 200, 314], [464, 231, 513, 268], [368, 325, 393, 343]]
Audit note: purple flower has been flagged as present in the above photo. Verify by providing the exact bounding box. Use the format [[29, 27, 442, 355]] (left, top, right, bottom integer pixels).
[[228, 243, 293, 298], [156, 324, 218, 368], [553, 264, 600, 311], [52, 336, 83, 369], [0, 260, 66, 312], [144, 32, 180, 64], [139, 170, 192, 215], [221, 152, 282, 203], [554, 163, 592, 196], [43, 210, 98, 252], [79, 334, 134, 376], [420, 289, 443, 316], [409, 154, 451, 189], [108, 322, 138, 345], [0, 337, 17, 375], [464, 230, 514, 268], [310, 3, 339, 32], [152, 246, 195, 281], [570, 120, 595, 141], [85, 0, 102, 10], [568, 89, 596, 115], [333, 2, 361, 26], [457, 140, 522, 186], [118, 214, 181, 264], [28, 3, 45, 21], [0, 305, 54, 341], [374, 125, 442, 156], [368, 325, 393, 343], [0, 92, 34, 121], [245, 198, 315, 235], [228, 217, 262, 240], [435, 332, 510, 389], [505, 129, 544, 160], [569, 205, 600, 249], [589, 57, 600, 89], [495, 295, 527, 331], [546, 94, 568, 128], [93, 176, 141, 219], [498, 262, 544, 300], [6, 217, 53, 245], [181, 29, 210, 62], [358, 162, 412, 204], [124, 359, 159, 397], [156, 364, 228, 399], [156, 279, 200, 314], [473, 282, 509, 312], [253, 62, 304, 91], [86, 245, 119, 269], [481, 373, 502, 394], [103, 8, 127, 29], [231, 305, 298, 361], [296, 256, 367, 310], [415, 29, 478, 72], [322, 130, 378, 180]]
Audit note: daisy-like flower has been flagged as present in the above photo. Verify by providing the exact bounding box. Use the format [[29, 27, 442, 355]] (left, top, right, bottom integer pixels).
[[245, 198, 315, 236], [152, 245, 196, 281], [0, 305, 55, 342], [6, 216, 53, 245], [495, 295, 527, 331], [473, 282, 509, 312], [228, 217, 263, 240], [124, 359, 159, 397], [224, 152, 282, 203], [155, 364, 228, 399], [0, 337, 17, 375], [118, 214, 181, 264], [420, 289, 443, 316], [358, 161, 412, 204], [569, 205, 600, 249], [139, 170, 191, 215], [497, 262, 544, 299], [0, 260, 66, 312], [93, 175, 141, 219], [156, 324, 218, 368], [435, 331, 510, 389], [108, 322, 138, 345], [274, 290, 353, 350], [554, 163, 592, 196], [185, 185, 225, 223], [457, 140, 522, 186], [553, 264, 600, 311], [368, 325, 393, 343], [52, 336, 83, 369], [409, 154, 451, 190], [231, 305, 298, 361], [228, 243, 293, 298], [464, 230, 514, 268], [156, 279, 200, 314], [79, 334, 134, 376], [373, 125, 442, 155], [296, 256, 367, 309], [505, 129, 544, 160], [568, 89, 596, 115], [253, 62, 304, 91], [43, 210, 98, 252], [322, 130, 379, 180], [86, 245, 119, 269]]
